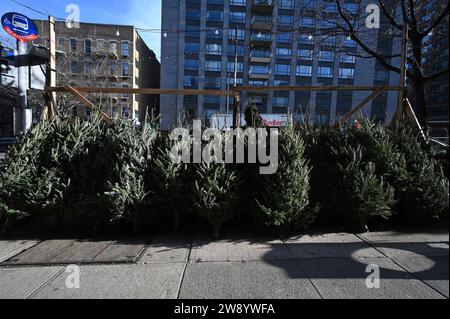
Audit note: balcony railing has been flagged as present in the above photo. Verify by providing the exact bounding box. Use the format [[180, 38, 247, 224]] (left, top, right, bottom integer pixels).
[[252, 0, 275, 14]]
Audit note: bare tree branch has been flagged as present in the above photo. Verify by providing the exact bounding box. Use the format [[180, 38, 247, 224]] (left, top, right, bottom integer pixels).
[[421, 1, 450, 37], [378, 0, 403, 30]]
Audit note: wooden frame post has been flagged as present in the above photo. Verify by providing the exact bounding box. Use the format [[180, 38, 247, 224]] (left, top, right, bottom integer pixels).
[[394, 24, 409, 125], [42, 16, 57, 120], [65, 85, 113, 124], [405, 97, 426, 141], [338, 86, 386, 125]]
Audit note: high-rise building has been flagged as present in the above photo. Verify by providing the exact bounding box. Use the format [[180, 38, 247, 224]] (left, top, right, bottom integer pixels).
[[419, 0, 449, 124], [160, 0, 401, 129], [34, 21, 160, 122]]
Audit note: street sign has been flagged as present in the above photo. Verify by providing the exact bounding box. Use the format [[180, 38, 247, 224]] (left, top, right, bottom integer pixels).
[[1, 12, 38, 42]]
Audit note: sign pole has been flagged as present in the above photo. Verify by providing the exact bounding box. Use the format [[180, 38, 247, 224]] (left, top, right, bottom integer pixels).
[[17, 39, 31, 132]]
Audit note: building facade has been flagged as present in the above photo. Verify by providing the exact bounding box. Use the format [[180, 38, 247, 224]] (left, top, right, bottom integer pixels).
[[34, 21, 160, 122], [160, 0, 401, 129], [420, 0, 449, 123]]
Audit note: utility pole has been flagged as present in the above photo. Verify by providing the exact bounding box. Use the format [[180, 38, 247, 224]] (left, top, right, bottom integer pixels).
[[232, 27, 239, 128]]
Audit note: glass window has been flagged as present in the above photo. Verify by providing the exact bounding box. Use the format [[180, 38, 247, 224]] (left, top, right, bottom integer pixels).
[[340, 53, 356, 63], [273, 96, 289, 106], [277, 32, 292, 43], [206, 43, 222, 55], [279, 0, 294, 10], [301, 0, 316, 9], [228, 44, 244, 56], [185, 42, 200, 54], [109, 41, 117, 54], [296, 65, 312, 77], [318, 66, 333, 78], [229, 11, 245, 23], [122, 42, 129, 57], [122, 62, 130, 77], [122, 83, 129, 99], [250, 65, 270, 74], [97, 39, 105, 53], [186, 9, 201, 20], [319, 50, 335, 62], [84, 39, 92, 54], [184, 75, 198, 88], [228, 28, 245, 40], [227, 61, 244, 72], [275, 64, 291, 75], [299, 34, 314, 44], [230, 0, 246, 5], [343, 37, 357, 47], [300, 17, 315, 28], [298, 49, 313, 60], [186, 25, 201, 38], [278, 15, 294, 25], [70, 38, 77, 52], [70, 60, 77, 74], [184, 59, 199, 70], [205, 77, 221, 88], [205, 60, 222, 72], [206, 28, 223, 39], [109, 62, 117, 76], [207, 11, 223, 22], [339, 67, 354, 79], [276, 48, 292, 58]]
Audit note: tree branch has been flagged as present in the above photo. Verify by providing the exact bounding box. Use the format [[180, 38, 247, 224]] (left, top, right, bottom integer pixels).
[[421, 1, 450, 37], [378, 0, 403, 30], [424, 68, 450, 81]]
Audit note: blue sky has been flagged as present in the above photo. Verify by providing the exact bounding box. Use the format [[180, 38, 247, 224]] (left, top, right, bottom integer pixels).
[[1, 0, 162, 60]]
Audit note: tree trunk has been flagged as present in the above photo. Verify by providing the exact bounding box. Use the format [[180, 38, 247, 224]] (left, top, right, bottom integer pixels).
[[411, 76, 429, 133]]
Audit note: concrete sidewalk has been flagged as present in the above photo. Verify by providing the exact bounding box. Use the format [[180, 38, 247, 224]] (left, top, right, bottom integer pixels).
[[0, 230, 448, 299]]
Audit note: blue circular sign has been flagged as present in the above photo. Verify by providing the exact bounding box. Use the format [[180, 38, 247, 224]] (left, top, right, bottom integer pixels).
[[1, 12, 39, 42]]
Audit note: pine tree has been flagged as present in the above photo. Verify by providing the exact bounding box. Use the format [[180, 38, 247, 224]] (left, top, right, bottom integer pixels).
[[254, 126, 316, 233]]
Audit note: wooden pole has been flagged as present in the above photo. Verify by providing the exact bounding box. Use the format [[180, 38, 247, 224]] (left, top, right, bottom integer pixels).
[[338, 87, 386, 125], [65, 85, 113, 124], [405, 98, 426, 141], [394, 24, 408, 125], [42, 16, 57, 120], [232, 27, 239, 128]]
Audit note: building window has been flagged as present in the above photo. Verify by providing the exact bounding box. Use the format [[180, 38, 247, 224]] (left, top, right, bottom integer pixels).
[[205, 77, 221, 89], [276, 32, 292, 43], [323, 35, 336, 46], [110, 62, 117, 76], [70, 60, 77, 74], [340, 53, 356, 63], [298, 34, 314, 44], [84, 39, 92, 54], [227, 61, 244, 72], [298, 49, 313, 60], [279, 0, 294, 10], [228, 44, 244, 56], [276, 48, 292, 58], [300, 17, 315, 28], [206, 44, 222, 55], [122, 42, 129, 57], [207, 10, 223, 22], [230, 0, 246, 5], [97, 39, 105, 53], [184, 75, 198, 88], [343, 37, 357, 47], [186, 9, 201, 20], [296, 65, 312, 77], [229, 11, 245, 23], [318, 66, 333, 78], [273, 96, 289, 107], [184, 59, 199, 70], [70, 38, 77, 52], [205, 60, 222, 72], [121, 83, 129, 100], [278, 15, 294, 25], [122, 62, 130, 77], [228, 28, 245, 40], [339, 67, 354, 79], [185, 42, 200, 54], [275, 64, 291, 76], [250, 65, 270, 75], [110, 41, 118, 54], [319, 50, 335, 62]]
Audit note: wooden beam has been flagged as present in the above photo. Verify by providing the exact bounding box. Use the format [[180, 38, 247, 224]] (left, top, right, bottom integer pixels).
[[46, 87, 235, 96], [394, 24, 409, 124], [234, 85, 405, 93], [338, 87, 386, 125], [405, 98, 427, 141], [65, 85, 113, 124]]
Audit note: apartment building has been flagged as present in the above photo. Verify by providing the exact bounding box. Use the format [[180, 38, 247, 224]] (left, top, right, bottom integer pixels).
[[160, 0, 401, 129], [34, 21, 160, 122], [419, 0, 449, 123]]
